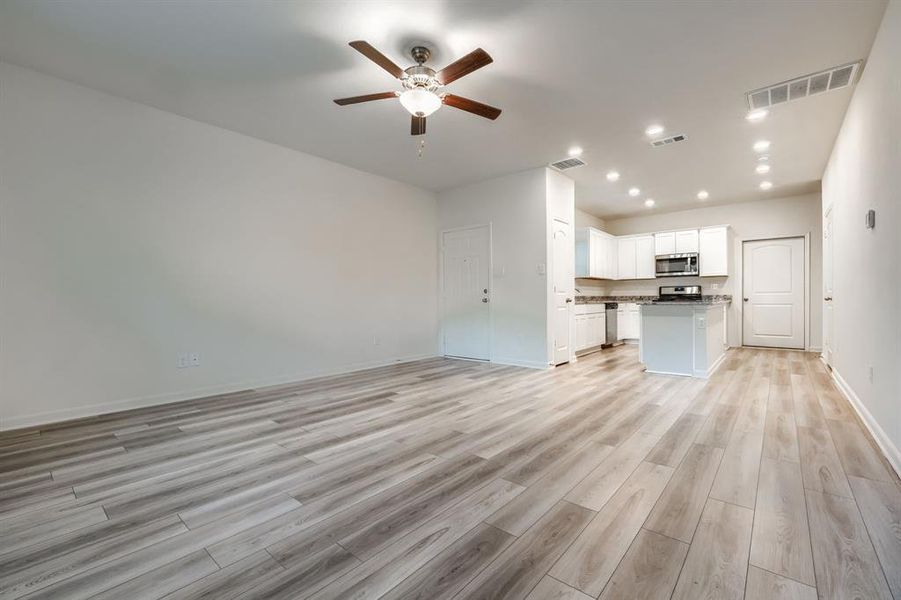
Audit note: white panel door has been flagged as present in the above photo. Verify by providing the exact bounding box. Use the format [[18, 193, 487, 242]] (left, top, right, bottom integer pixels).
[[552, 218, 573, 365], [655, 232, 676, 255], [617, 237, 637, 279], [675, 229, 699, 253], [742, 237, 805, 349], [823, 207, 834, 366], [635, 236, 655, 279], [442, 226, 490, 360]]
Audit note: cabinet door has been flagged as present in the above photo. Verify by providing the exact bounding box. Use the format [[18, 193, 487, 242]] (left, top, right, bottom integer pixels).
[[617, 308, 626, 340], [655, 232, 675, 255], [574, 315, 587, 350], [617, 238, 637, 280], [629, 305, 641, 340], [675, 229, 699, 253], [588, 230, 600, 277], [590, 315, 603, 346], [635, 235, 655, 279], [606, 236, 618, 279], [699, 227, 728, 276]]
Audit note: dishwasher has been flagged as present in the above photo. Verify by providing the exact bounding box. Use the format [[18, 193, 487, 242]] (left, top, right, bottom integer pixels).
[[602, 302, 621, 347]]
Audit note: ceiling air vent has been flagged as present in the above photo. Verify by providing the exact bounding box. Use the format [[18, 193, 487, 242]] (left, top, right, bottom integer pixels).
[[549, 157, 586, 171], [746, 60, 862, 110], [650, 134, 687, 148]]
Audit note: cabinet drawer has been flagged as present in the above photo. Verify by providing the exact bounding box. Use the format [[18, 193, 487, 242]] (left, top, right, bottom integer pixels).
[[575, 303, 606, 315]]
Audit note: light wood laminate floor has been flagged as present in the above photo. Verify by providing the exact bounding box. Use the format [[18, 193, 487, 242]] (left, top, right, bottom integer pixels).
[[2, 345, 900, 599]]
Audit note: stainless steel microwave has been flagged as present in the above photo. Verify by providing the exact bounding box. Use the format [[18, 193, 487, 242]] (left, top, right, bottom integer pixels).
[[655, 253, 699, 277]]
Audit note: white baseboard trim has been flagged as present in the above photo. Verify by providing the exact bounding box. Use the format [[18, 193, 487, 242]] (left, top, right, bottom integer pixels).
[[0, 352, 440, 432], [489, 357, 551, 370], [697, 350, 728, 379], [831, 368, 901, 479]]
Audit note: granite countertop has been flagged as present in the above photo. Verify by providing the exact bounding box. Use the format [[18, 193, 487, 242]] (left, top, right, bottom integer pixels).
[[575, 295, 732, 306]]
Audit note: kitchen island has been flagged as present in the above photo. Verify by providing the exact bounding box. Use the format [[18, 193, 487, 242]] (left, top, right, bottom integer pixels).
[[639, 299, 730, 378], [575, 293, 731, 378]]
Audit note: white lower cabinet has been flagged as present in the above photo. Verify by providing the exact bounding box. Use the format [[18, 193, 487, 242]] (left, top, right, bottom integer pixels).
[[574, 304, 606, 353], [617, 303, 641, 340]]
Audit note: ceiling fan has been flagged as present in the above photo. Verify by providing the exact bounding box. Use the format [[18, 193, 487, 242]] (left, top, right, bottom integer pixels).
[[334, 41, 501, 136]]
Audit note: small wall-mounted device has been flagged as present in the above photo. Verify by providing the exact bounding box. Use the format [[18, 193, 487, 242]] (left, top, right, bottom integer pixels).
[[865, 209, 876, 229]]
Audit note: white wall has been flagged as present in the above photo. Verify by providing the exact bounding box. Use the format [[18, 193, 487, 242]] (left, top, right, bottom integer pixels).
[[821, 0, 900, 469], [437, 168, 551, 368], [575, 208, 606, 231], [0, 63, 439, 430], [580, 193, 822, 349]]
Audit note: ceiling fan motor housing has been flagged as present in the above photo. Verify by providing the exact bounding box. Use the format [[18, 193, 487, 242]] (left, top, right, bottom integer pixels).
[[403, 65, 440, 93]]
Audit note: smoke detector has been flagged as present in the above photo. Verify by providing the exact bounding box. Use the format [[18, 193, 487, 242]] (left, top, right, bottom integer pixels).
[[549, 157, 586, 171], [746, 61, 862, 110]]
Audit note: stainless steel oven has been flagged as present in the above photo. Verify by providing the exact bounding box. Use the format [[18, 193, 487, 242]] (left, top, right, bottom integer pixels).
[[655, 253, 699, 277]]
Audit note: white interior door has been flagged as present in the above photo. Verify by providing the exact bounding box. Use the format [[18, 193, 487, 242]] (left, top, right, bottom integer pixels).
[[552, 218, 573, 365], [742, 237, 805, 349], [442, 226, 490, 360], [823, 207, 834, 366]]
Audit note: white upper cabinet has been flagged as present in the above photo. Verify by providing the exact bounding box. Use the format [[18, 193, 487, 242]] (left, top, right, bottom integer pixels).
[[578, 226, 728, 280], [576, 227, 617, 279], [617, 237, 637, 280], [699, 226, 730, 276], [654, 231, 676, 255], [675, 229, 699, 253], [635, 235, 655, 279]]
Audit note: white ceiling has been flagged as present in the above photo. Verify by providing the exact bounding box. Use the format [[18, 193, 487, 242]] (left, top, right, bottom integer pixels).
[[0, 0, 886, 217]]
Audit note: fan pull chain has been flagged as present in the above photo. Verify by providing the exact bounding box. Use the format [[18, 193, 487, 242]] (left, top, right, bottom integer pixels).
[[418, 139, 426, 158]]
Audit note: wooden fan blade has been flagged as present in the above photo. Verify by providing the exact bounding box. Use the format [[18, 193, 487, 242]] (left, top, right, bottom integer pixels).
[[348, 41, 405, 79], [333, 92, 397, 106], [435, 48, 493, 85], [442, 94, 502, 120], [411, 115, 426, 136]]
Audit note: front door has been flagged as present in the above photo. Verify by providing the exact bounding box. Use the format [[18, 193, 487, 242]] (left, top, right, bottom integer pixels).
[[742, 237, 805, 349], [552, 218, 573, 365], [442, 226, 490, 360]]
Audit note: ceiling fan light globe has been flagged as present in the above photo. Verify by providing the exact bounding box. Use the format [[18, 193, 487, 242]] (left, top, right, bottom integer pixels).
[[399, 89, 442, 117]]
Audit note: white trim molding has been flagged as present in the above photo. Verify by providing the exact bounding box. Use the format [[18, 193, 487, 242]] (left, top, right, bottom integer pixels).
[[0, 352, 439, 431], [831, 368, 901, 479]]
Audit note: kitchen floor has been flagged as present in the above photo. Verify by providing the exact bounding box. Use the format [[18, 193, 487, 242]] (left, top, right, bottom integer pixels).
[[1, 345, 899, 599]]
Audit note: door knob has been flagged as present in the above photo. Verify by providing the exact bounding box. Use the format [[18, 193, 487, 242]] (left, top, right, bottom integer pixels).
[[743, 298, 749, 302], [824, 296, 833, 301], [482, 298, 489, 303], [565, 298, 573, 303]]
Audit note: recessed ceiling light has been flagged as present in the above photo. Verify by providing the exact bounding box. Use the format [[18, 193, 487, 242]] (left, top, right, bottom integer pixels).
[[697, 190, 709, 200], [759, 181, 773, 190], [628, 187, 641, 197], [645, 124, 664, 137], [568, 146, 583, 157], [756, 164, 771, 174], [644, 199, 656, 208], [753, 140, 771, 152], [606, 170, 620, 182], [746, 109, 768, 122]]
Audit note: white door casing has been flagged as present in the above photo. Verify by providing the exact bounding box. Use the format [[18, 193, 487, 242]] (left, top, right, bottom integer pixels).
[[823, 207, 834, 366], [552, 218, 573, 365], [442, 225, 490, 360], [742, 237, 805, 349]]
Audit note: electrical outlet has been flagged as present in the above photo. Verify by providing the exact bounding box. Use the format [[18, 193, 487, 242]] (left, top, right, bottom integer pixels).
[[868, 365, 874, 383], [177, 353, 189, 369], [190, 353, 200, 367], [372, 336, 381, 346]]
